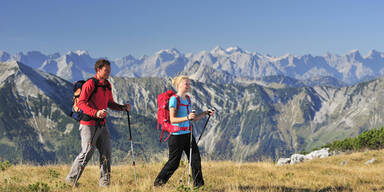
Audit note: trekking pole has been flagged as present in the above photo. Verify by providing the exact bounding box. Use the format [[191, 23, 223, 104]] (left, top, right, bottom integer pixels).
[[197, 109, 215, 145], [178, 156, 189, 183], [188, 110, 196, 186], [126, 110, 138, 185]]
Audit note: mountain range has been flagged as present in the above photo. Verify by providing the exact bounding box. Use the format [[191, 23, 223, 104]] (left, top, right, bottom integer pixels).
[[2, 47, 384, 85]]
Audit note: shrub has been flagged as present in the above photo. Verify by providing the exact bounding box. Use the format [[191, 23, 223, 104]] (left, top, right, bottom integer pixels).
[[324, 127, 384, 152]]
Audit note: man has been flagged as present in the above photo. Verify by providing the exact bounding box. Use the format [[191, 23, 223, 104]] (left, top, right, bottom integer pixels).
[[66, 59, 130, 187]]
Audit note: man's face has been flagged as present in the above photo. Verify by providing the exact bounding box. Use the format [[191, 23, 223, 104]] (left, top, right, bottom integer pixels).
[[97, 65, 111, 80]]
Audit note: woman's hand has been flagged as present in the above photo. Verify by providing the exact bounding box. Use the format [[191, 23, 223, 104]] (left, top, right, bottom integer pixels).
[[207, 109, 216, 116], [188, 112, 196, 120]]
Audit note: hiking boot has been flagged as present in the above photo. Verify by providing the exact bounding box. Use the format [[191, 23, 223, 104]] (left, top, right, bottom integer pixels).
[[194, 181, 204, 189], [194, 184, 204, 189], [99, 174, 110, 187], [154, 179, 166, 187], [99, 183, 110, 187]]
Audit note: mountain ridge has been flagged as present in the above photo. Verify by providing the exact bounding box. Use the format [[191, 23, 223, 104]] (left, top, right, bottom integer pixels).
[[2, 47, 384, 85]]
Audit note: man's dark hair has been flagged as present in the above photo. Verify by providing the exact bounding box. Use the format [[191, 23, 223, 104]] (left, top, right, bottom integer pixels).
[[94, 59, 111, 72]]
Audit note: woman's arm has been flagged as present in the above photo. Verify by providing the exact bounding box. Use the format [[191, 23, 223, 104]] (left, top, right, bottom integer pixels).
[[191, 111, 209, 121], [192, 109, 216, 121], [170, 107, 196, 123]]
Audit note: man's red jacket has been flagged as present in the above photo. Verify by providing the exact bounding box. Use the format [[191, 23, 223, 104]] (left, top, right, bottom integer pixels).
[[77, 76, 120, 126]]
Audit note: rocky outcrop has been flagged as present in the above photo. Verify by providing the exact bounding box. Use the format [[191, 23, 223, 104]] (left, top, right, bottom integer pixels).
[[277, 148, 330, 165]]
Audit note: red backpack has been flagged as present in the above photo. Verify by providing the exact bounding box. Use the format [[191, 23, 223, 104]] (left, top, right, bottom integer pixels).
[[157, 90, 191, 142]]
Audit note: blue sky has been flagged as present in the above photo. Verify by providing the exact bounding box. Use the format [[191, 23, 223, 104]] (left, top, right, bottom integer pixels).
[[1, 0, 384, 59]]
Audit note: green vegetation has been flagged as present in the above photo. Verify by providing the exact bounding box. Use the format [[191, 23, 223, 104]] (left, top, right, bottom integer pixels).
[[324, 127, 384, 152], [0, 160, 11, 171], [28, 182, 50, 192]]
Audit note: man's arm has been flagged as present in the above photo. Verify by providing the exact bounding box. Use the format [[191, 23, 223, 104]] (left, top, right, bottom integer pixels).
[[107, 85, 130, 111], [108, 101, 126, 111]]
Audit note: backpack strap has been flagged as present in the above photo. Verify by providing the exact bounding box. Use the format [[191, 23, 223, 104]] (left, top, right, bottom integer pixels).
[[98, 79, 111, 91], [88, 77, 99, 102], [185, 95, 191, 131], [160, 129, 171, 143], [175, 95, 181, 112], [176, 95, 191, 114], [163, 132, 171, 142], [186, 95, 191, 114], [87, 78, 111, 101], [105, 80, 111, 90]]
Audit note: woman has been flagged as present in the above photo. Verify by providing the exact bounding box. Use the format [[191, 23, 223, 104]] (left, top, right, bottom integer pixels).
[[154, 75, 215, 187]]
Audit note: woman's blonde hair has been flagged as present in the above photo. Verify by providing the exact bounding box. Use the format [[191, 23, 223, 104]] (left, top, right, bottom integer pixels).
[[172, 75, 189, 90]]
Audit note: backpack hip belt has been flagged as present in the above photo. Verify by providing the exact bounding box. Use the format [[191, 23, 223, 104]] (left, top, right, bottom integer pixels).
[[161, 125, 192, 142]]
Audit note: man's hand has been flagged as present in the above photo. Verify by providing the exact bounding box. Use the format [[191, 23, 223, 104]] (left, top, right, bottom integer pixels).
[[96, 109, 107, 118], [121, 103, 131, 111]]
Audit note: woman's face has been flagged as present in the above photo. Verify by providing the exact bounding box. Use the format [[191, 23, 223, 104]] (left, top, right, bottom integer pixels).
[[178, 79, 191, 93]]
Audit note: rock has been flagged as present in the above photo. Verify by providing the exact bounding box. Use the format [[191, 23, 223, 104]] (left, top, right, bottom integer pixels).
[[365, 158, 376, 165], [305, 148, 330, 160], [340, 159, 349, 166], [290, 154, 305, 164], [277, 158, 291, 166], [276, 148, 331, 166]]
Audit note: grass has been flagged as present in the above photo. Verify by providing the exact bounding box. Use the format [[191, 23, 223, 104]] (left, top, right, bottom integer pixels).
[[2, 150, 384, 191]]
